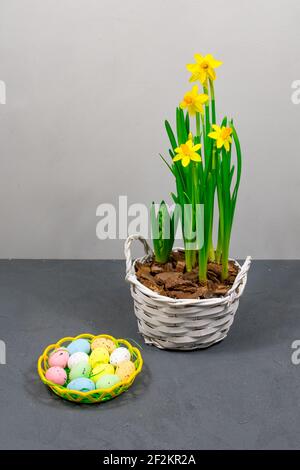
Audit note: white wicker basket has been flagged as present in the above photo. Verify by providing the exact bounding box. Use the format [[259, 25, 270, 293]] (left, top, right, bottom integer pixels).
[[125, 234, 251, 351]]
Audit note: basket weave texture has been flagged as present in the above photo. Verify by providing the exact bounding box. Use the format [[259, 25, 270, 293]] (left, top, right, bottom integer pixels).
[[38, 333, 143, 404], [125, 235, 251, 351]]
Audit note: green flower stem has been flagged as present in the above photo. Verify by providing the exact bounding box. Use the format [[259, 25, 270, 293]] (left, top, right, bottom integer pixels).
[[215, 147, 224, 265], [200, 112, 206, 164], [215, 218, 223, 263], [191, 162, 199, 270], [185, 249, 194, 272], [196, 112, 201, 138], [184, 165, 195, 272], [221, 228, 231, 281], [203, 83, 210, 134], [207, 227, 215, 261], [198, 178, 207, 283], [207, 146, 217, 262], [192, 249, 197, 268], [209, 79, 216, 124], [206, 216, 215, 263], [221, 246, 229, 280], [198, 245, 207, 283], [200, 110, 205, 132]]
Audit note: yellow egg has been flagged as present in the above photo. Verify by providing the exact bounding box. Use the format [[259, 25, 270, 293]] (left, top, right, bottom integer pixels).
[[91, 337, 116, 354], [90, 363, 115, 383], [116, 360, 136, 381], [89, 347, 109, 367]]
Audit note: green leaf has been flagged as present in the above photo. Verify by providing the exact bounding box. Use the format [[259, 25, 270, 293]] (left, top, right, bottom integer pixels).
[[150, 201, 175, 263], [171, 193, 178, 204], [165, 120, 177, 150], [179, 108, 188, 142], [168, 149, 174, 159], [185, 112, 190, 134], [176, 108, 183, 144], [221, 116, 228, 127], [230, 123, 242, 223], [231, 123, 242, 201], [159, 153, 173, 172]]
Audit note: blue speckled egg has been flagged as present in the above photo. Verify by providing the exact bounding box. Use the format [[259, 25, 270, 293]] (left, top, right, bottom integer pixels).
[[67, 378, 95, 393], [66, 339, 91, 355]]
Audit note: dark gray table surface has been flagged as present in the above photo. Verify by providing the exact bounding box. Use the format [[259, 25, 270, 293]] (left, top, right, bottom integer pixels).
[[0, 260, 299, 450]]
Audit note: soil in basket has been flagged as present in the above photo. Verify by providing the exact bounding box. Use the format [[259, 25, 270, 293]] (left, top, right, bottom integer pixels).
[[135, 251, 239, 300]]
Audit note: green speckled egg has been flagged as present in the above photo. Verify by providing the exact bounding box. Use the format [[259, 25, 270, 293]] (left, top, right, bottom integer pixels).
[[95, 374, 121, 390], [69, 361, 91, 381]]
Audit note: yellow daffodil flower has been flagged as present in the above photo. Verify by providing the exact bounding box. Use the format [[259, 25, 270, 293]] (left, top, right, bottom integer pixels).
[[187, 53, 222, 85], [180, 85, 209, 116], [173, 138, 202, 167], [208, 124, 232, 151]]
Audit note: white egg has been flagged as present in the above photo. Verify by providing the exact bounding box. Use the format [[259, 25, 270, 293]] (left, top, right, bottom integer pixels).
[[110, 347, 131, 366], [68, 351, 89, 369]]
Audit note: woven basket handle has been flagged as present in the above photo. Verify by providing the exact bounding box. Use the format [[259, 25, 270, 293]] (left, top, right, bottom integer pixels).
[[234, 256, 252, 285], [125, 234, 154, 279], [228, 255, 252, 298]]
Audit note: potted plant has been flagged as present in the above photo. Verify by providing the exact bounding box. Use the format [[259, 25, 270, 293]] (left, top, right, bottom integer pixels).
[[125, 53, 251, 350]]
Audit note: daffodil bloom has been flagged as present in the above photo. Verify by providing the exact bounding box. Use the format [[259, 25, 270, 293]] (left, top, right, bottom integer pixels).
[[180, 85, 209, 116], [208, 124, 233, 151], [173, 138, 202, 167], [187, 53, 222, 85]]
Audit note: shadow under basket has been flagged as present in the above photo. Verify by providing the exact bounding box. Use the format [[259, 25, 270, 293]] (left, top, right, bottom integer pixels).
[[125, 235, 251, 351]]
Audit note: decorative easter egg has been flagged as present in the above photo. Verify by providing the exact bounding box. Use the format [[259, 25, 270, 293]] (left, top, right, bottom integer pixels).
[[68, 351, 89, 369], [110, 347, 131, 366], [116, 360, 136, 381], [45, 366, 67, 385], [95, 374, 121, 390], [89, 347, 109, 367], [67, 378, 95, 393], [66, 338, 91, 355], [90, 363, 115, 383], [69, 362, 91, 381], [48, 348, 69, 368], [91, 337, 116, 354]]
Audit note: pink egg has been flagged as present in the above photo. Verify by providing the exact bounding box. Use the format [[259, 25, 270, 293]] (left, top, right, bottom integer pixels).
[[45, 366, 67, 385], [48, 348, 69, 368]]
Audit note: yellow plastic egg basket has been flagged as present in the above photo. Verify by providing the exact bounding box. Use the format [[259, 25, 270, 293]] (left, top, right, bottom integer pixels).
[[37, 333, 143, 404]]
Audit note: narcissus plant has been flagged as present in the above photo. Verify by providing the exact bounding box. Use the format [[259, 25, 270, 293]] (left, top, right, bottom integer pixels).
[[151, 52, 242, 283]]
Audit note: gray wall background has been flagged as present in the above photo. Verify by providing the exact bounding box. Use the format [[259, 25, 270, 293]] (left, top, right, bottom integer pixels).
[[0, 0, 299, 259]]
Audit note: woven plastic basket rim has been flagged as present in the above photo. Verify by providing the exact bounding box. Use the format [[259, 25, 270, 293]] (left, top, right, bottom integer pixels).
[[37, 333, 143, 399]]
